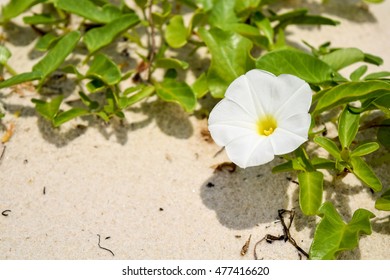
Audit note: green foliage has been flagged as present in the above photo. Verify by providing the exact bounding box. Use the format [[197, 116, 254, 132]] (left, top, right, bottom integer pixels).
[[164, 15, 189, 48], [86, 54, 121, 86], [155, 78, 196, 112], [1, 0, 46, 22], [338, 106, 360, 149], [256, 49, 335, 84], [55, 0, 122, 23], [298, 171, 323, 216], [83, 14, 139, 53], [375, 189, 390, 211], [314, 81, 390, 114], [199, 27, 254, 98], [310, 202, 375, 260]]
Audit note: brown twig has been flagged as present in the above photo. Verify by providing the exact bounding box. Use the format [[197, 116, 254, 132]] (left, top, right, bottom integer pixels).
[[97, 234, 115, 257], [253, 209, 309, 260]]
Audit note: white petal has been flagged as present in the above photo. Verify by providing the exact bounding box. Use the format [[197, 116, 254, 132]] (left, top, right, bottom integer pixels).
[[244, 69, 276, 116], [208, 98, 256, 126], [269, 128, 308, 155], [209, 123, 255, 147], [278, 113, 311, 139], [274, 76, 312, 120], [223, 74, 259, 119], [225, 134, 275, 168]]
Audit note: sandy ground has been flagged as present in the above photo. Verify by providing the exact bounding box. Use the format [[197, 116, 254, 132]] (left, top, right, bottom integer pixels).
[[0, 0, 389, 260]]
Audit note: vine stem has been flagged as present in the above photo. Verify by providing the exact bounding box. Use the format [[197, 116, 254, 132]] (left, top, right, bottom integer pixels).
[[147, 0, 156, 82]]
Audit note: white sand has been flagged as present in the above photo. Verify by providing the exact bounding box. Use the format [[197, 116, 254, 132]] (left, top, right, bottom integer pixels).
[[0, 0, 389, 259]]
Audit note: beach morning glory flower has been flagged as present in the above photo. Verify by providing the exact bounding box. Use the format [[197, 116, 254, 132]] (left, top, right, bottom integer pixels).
[[208, 69, 312, 168]]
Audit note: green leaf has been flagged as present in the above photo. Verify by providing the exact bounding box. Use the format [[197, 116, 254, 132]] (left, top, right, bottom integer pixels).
[[377, 119, 390, 150], [84, 14, 139, 53], [198, 27, 254, 98], [349, 65, 368, 81], [256, 49, 335, 84], [154, 58, 189, 70], [119, 85, 155, 109], [35, 33, 60, 51], [314, 136, 341, 160], [192, 73, 209, 98], [53, 108, 89, 127], [314, 81, 390, 114], [298, 171, 324, 216], [232, 23, 268, 48], [271, 8, 338, 28], [272, 159, 306, 173], [23, 14, 62, 25], [208, 0, 238, 30], [311, 157, 336, 170], [321, 48, 365, 71], [164, 15, 188, 48], [1, 0, 46, 22], [375, 189, 390, 211], [79, 92, 99, 110], [350, 156, 382, 192], [0, 45, 12, 65], [338, 106, 360, 149], [55, 0, 122, 23], [151, 1, 171, 26], [309, 202, 375, 260], [33, 31, 81, 80], [351, 142, 379, 157], [195, 0, 214, 11], [373, 94, 390, 116], [31, 95, 63, 121], [363, 0, 384, 3], [86, 54, 121, 85], [253, 12, 274, 48], [364, 53, 383, 66], [235, 0, 261, 18], [0, 71, 42, 89], [364, 71, 390, 80], [155, 79, 196, 112]]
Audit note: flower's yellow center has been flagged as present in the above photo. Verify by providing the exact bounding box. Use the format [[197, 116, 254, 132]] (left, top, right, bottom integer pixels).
[[257, 115, 277, 136]]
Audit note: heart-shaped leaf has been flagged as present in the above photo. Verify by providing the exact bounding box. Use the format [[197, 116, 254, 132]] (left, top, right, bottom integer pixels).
[[155, 79, 196, 112], [321, 48, 365, 71], [164, 15, 188, 48], [86, 54, 121, 86], [256, 49, 335, 84], [199, 27, 254, 98], [310, 202, 375, 260]]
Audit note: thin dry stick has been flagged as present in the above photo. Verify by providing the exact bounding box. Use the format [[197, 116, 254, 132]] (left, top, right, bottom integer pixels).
[[97, 234, 115, 257], [0, 145, 6, 164], [253, 209, 309, 260]]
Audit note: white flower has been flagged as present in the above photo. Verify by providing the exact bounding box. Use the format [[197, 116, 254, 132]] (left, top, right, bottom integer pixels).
[[208, 69, 312, 168]]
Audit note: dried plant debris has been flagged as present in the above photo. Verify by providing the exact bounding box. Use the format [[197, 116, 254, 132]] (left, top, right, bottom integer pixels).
[[254, 209, 309, 260], [240, 234, 252, 256], [0, 145, 5, 165], [2, 210, 11, 216], [97, 234, 115, 257], [1, 122, 15, 144], [211, 162, 236, 173]]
